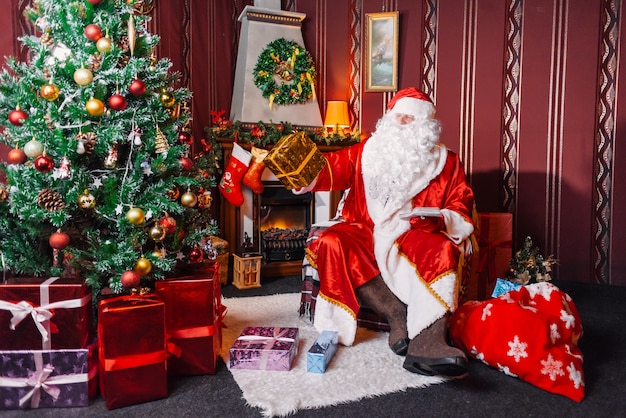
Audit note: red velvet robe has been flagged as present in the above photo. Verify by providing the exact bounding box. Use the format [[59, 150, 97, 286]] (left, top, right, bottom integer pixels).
[[305, 139, 474, 345]]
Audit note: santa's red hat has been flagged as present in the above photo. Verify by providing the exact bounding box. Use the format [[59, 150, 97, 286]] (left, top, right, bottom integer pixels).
[[387, 87, 434, 118]]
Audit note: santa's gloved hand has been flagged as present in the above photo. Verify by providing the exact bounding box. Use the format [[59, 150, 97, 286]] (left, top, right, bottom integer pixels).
[[409, 215, 445, 233]]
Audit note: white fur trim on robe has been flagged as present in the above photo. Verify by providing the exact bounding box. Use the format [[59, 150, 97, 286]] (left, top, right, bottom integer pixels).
[[313, 294, 358, 346], [362, 144, 473, 338]]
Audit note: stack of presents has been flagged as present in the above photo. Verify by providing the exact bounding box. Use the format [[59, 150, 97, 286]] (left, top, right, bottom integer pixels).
[[0, 263, 225, 410], [0, 260, 340, 412]]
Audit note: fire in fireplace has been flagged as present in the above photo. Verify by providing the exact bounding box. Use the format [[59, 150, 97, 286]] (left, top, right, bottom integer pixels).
[[253, 181, 313, 262]]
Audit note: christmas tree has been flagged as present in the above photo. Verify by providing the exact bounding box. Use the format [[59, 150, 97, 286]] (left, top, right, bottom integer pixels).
[[0, 0, 218, 294]]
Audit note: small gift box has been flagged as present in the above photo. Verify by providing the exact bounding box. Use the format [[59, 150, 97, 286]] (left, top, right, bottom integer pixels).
[[0, 277, 92, 350], [0, 341, 98, 410], [264, 131, 326, 190], [229, 326, 299, 371], [307, 330, 338, 373], [491, 278, 522, 298], [98, 294, 168, 410], [156, 263, 225, 375]]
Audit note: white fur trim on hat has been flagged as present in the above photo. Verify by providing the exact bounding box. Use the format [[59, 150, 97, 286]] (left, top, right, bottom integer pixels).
[[390, 97, 434, 119]]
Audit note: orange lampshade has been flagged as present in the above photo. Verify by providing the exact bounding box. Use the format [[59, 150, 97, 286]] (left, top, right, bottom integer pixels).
[[324, 101, 350, 128]]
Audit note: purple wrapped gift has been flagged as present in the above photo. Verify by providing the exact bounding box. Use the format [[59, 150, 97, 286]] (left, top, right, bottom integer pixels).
[[230, 326, 299, 371], [0, 341, 98, 410]]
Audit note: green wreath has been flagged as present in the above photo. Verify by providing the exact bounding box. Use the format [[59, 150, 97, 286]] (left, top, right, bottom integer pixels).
[[253, 38, 317, 107]]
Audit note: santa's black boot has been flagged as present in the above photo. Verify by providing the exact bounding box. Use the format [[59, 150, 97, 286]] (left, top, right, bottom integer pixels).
[[403, 313, 468, 378], [355, 275, 409, 355]]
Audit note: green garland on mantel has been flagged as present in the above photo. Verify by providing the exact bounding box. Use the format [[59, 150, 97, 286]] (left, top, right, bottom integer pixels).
[[203, 110, 359, 175], [253, 38, 316, 107]]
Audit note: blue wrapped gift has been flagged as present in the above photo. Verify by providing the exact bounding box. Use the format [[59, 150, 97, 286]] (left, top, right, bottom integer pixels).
[[491, 278, 522, 298], [307, 330, 338, 373]]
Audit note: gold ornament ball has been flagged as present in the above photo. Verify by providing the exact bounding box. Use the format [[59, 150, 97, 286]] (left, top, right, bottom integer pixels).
[[180, 191, 197, 208], [77, 190, 96, 209], [134, 256, 152, 275], [159, 91, 176, 108], [151, 247, 164, 258], [86, 98, 105, 116], [125, 207, 145, 225], [96, 36, 112, 53], [40, 83, 60, 101], [149, 225, 167, 242], [73, 68, 93, 85]]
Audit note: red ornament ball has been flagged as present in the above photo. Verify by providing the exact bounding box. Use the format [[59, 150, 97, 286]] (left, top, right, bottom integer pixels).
[[108, 94, 127, 111], [7, 148, 27, 164], [178, 131, 193, 145], [84, 24, 103, 41], [158, 215, 177, 235], [129, 79, 146, 96], [188, 247, 204, 263], [49, 231, 70, 250], [34, 154, 54, 173], [121, 270, 141, 288], [180, 156, 194, 171], [87, 0, 102, 5], [9, 108, 28, 126]]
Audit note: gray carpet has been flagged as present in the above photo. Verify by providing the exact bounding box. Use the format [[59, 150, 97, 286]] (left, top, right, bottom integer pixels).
[[2, 276, 626, 417]]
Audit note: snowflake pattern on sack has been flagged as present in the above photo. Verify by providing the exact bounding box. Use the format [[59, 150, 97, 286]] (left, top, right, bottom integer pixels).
[[507, 335, 528, 362], [449, 282, 585, 402]]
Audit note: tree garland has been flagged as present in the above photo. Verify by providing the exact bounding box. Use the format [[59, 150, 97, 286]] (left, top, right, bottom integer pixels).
[[253, 38, 317, 108]]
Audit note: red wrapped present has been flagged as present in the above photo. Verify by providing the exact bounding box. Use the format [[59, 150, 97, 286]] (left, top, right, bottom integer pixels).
[[156, 263, 226, 375], [230, 326, 299, 371], [0, 277, 92, 350], [472, 213, 513, 300], [0, 340, 98, 410], [97, 294, 167, 410]]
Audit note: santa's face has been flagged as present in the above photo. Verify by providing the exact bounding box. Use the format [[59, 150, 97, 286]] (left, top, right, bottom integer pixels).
[[361, 111, 441, 209], [393, 113, 416, 125]]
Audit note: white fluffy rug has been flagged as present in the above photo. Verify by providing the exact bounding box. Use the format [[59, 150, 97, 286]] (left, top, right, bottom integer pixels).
[[221, 293, 444, 417]]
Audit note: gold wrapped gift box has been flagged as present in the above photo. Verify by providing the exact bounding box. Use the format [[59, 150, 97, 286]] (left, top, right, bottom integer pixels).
[[264, 131, 326, 190]]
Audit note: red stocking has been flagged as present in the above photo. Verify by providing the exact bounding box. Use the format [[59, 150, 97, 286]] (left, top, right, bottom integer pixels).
[[219, 143, 251, 206], [243, 146, 268, 194]]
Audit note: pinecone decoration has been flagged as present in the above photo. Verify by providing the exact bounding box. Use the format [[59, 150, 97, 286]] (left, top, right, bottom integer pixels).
[[117, 36, 131, 67], [75, 132, 97, 155], [40, 31, 54, 46], [0, 186, 8, 202], [89, 52, 102, 72], [38, 188, 65, 211], [42, 67, 51, 79]]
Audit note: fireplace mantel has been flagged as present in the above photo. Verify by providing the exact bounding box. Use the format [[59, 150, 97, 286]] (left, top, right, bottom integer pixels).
[[216, 138, 350, 279]]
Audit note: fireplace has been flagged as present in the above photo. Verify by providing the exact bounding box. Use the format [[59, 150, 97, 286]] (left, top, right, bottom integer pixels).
[[253, 181, 313, 264]]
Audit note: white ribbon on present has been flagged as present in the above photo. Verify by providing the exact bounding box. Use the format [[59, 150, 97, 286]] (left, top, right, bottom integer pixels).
[[0, 351, 92, 408], [236, 328, 296, 370], [0, 277, 92, 349]]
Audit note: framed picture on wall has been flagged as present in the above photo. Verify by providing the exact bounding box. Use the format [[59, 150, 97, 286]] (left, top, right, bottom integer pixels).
[[365, 11, 399, 92]]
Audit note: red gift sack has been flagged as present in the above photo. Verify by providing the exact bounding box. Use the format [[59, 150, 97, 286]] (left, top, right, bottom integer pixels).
[[450, 282, 585, 402]]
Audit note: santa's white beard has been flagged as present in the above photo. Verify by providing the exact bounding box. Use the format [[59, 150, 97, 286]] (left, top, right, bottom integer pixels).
[[362, 113, 441, 207]]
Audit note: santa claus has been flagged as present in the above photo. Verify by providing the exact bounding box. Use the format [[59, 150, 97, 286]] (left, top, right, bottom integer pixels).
[[296, 87, 475, 378]]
